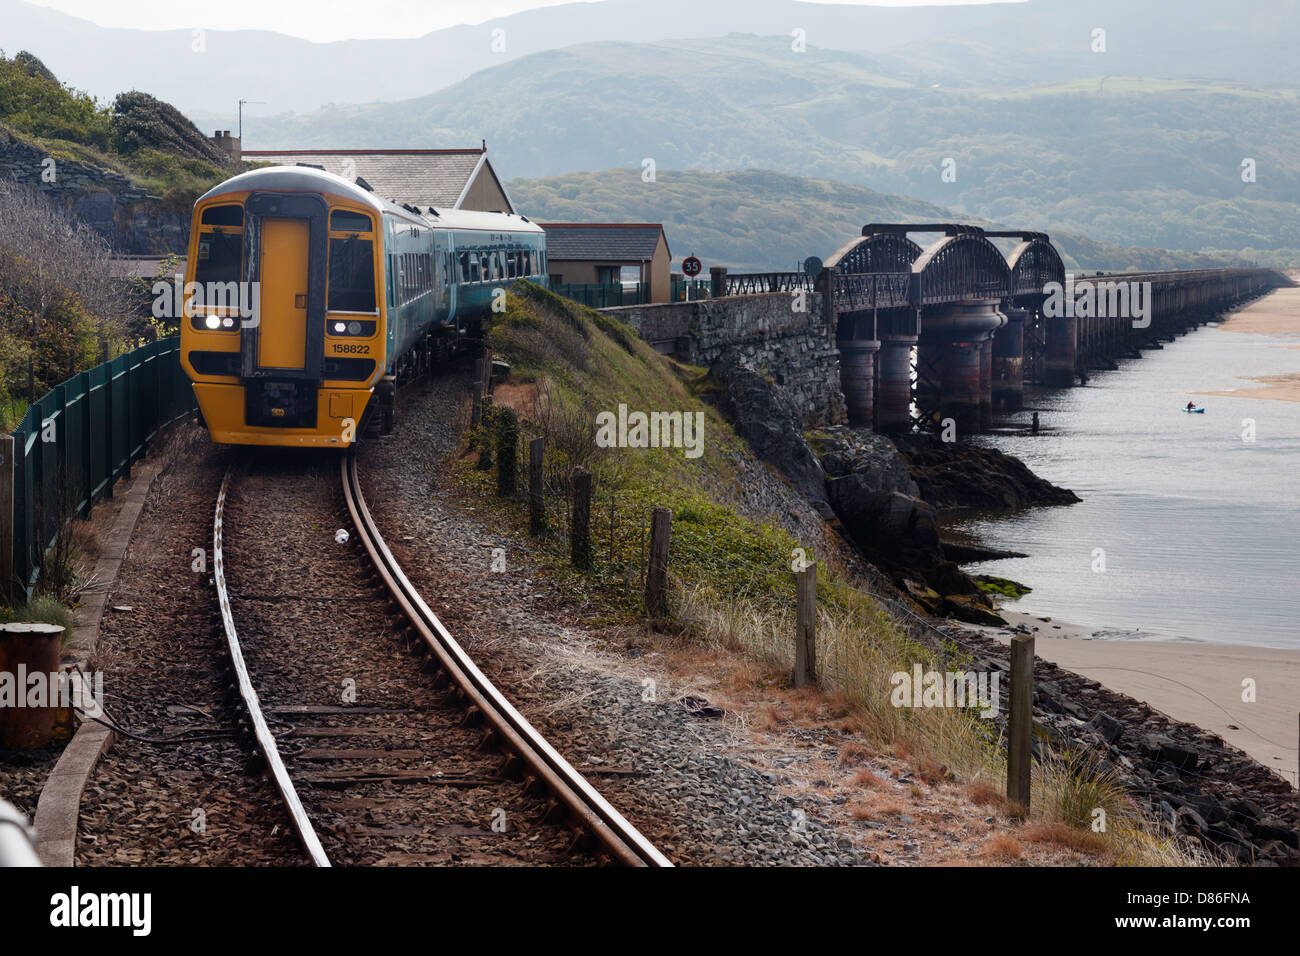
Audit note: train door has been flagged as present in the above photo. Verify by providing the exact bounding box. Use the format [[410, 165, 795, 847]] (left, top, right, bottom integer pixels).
[[240, 191, 327, 428], [257, 218, 310, 370]]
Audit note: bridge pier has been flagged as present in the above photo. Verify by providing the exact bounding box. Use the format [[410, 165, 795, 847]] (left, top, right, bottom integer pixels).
[[1044, 311, 1078, 387], [918, 303, 1005, 434], [876, 334, 916, 433], [992, 307, 1026, 411], [838, 339, 880, 427]]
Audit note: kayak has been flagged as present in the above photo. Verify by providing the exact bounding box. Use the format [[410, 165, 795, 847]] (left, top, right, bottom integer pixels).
[[1183, 407, 1205, 414]]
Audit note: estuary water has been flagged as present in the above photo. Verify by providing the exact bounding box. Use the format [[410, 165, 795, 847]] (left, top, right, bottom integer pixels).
[[948, 289, 1300, 650]]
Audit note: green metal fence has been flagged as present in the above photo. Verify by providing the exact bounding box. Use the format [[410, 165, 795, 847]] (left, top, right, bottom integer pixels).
[[7, 335, 196, 600], [551, 282, 650, 308]]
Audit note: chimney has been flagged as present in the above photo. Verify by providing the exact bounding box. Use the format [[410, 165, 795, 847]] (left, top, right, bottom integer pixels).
[[210, 130, 241, 163]]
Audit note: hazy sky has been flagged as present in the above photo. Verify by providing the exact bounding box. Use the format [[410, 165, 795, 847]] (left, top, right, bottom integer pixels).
[[26, 0, 1024, 42]]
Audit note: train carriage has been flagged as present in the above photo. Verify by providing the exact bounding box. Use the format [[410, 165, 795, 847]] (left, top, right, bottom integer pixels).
[[180, 165, 546, 447]]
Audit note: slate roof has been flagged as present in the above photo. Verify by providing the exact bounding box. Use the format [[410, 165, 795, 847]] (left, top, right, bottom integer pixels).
[[240, 149, 496, 210], [540, 223, 668, 261]]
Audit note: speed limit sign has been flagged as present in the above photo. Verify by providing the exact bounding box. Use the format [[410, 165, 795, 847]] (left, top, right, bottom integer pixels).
[[682, 256, 702, 277]]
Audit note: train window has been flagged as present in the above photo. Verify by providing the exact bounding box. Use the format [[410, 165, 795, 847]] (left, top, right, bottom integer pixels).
[[201, 204, 243, 227], [328, 238, 376, 312], [469, 253, 481, 283], [330, 210, 372, 232], [387, 255, 396, 308], [194, 230, 242, 284]]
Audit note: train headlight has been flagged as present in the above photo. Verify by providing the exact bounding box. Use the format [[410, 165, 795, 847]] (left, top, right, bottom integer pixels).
[[347, 321, 362, 335], [205, 315, 221, 330], [334, 322, 347, 333], [222, 317, 237, 329]]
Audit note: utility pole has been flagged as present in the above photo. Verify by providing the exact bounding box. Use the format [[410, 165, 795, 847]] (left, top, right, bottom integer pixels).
[[238, 99, 265, 143]]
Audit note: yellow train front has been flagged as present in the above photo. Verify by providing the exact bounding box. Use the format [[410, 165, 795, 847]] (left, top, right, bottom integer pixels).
[[180, 165, 547, 447]]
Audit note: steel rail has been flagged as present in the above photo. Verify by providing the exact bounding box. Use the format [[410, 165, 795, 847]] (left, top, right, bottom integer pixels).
[[213, 468, 331, 867], [341, 454, 671, 868]]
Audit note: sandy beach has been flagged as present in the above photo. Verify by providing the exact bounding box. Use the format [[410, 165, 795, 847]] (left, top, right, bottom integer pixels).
[[1197, 284, 1300, 402], [973, 610, 1300, 786]]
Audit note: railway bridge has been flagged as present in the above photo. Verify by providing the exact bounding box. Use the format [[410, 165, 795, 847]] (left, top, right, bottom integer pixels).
[[700, 224, 1282, 433]]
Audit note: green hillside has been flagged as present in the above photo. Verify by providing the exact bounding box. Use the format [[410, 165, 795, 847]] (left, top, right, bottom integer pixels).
[[0, 50, 231, 206], [247, 35, 1300, 265], [508, 168, 1248, 274]]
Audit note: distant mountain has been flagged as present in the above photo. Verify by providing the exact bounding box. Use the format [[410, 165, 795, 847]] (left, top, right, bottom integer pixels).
[[507, 168, 1250, 273], [246, 34, 1300, 259], [2, 0, 1299, 117]]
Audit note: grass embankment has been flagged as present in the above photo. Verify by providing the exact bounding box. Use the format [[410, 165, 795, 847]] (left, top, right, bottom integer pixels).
[[456, 280, 1199, 865]]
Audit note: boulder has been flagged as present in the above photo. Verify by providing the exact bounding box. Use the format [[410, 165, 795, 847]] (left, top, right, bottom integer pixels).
[[1089, 712, 1125, 744]]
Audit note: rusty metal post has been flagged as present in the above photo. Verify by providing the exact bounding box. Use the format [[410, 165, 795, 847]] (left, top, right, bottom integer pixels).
[[1007, 634, 1034, 813], [644, 506, 671, 617], [0, 623, 65, 749]]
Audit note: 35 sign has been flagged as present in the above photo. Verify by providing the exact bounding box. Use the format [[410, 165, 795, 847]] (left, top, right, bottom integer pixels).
[[682, 256, 702, 277]]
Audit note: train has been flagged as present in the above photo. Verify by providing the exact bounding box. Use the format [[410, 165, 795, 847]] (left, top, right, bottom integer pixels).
[[179, 165, 547, 447]]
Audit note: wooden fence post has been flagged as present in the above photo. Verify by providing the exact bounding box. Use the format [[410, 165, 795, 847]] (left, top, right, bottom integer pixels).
[[1007, 634, 1035, 813], [528, 437, 545, 536], [0, 434, 13, 609], [644, 506, 671, 617], [571, 468, 592, 570], [495, 407, 518, 497], [793, 562, 817, 687]]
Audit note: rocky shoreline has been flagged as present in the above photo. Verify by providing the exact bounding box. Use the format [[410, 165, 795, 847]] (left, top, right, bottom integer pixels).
[[705, 354, 1297, 866], [930, 620, 1299, 865]]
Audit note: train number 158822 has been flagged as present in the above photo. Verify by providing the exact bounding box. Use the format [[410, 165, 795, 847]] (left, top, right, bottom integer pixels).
[[333, 343, 371, 355]]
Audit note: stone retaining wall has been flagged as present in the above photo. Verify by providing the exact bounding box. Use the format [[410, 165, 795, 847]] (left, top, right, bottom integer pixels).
[[603, 292, 846, 425]]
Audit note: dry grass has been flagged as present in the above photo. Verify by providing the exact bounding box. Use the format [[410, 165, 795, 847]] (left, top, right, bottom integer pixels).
[[851, 767, 890, 790], [1023, 821, 1111, 856], [838, 742, 872, 765], [983, 832, 1023, 861], [965, 780, 1007, 808], [849, 795, 907, 821], [675, 580, 1200, 866]]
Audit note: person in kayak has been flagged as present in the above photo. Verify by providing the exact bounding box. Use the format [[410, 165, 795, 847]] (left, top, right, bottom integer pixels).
[[1186, 401, 1197, 411]]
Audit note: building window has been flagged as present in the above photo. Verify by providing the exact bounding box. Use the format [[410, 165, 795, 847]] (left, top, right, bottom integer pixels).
[[595, 265, 621, 285]]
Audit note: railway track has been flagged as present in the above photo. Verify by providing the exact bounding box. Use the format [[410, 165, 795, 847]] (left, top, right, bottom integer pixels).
[[212, 456, 670, 867]]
